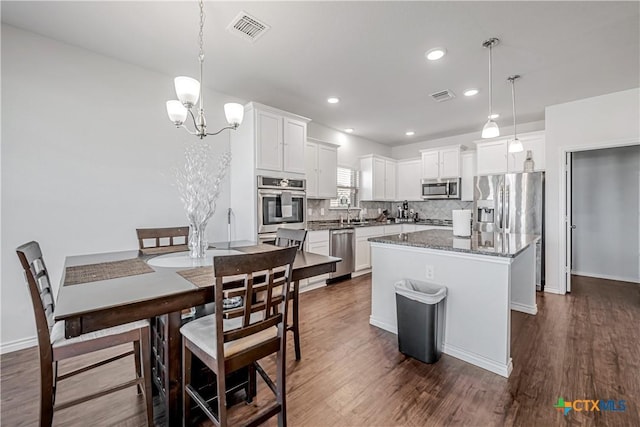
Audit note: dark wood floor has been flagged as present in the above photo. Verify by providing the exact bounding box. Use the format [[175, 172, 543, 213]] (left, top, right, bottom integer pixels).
[[2, 274, 639, 426]]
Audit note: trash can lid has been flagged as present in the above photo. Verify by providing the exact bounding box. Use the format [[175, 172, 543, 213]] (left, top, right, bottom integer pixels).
[[394, 279, 447, 304]]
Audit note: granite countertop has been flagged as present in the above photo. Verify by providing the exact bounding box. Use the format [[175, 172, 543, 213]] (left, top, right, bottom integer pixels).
[[307, 219, 453, 231], [368, 229, 540, 258]]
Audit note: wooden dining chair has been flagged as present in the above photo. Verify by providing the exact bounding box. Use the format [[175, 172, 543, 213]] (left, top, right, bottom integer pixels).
[[136, 226, 189, 255], [180, 246, 298, 427], [16, 241, 153, 427], [273, 228, 307, 361]]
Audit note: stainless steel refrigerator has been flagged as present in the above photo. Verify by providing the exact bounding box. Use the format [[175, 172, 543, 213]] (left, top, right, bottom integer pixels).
[[474, 172, 545, 289]]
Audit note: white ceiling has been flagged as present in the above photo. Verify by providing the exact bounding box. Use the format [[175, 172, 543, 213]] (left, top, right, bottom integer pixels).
[[2, 1, 639, 145]]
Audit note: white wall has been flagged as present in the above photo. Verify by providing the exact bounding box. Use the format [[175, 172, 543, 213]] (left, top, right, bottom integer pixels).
[[390, 121, 545, 160], [307, 122, 392, 168], [571, 146, 640, 283], [545, 88, 640, 294], [0, 25, 244, 352]]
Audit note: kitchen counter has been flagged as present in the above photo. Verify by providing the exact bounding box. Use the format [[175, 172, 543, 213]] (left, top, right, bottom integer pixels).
[[368, 229, 539, 258], [307, 218, 453, 231]]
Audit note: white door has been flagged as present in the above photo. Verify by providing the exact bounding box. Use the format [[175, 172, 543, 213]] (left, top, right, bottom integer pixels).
[[396, 159, 421, 200], [373, 158, 386, 200], [439, 147, 460, 178], [385, 160, 396, 201], [565, 152, 573, 292], [305, 141, 318, 197], [283, 117, 306, 174], [355, 236, 371, 271], [256, 110, 283, 171], [477, 140, 508, 175], [421, 151, 440, 179], [317, 145, 338, 198], [460, 152, 476, 201]]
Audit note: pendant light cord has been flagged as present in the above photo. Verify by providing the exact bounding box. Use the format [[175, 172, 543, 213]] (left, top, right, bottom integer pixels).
[[488, 45, 493, 117], [511, 78, 516, 138], [198, 0, 205, 113]]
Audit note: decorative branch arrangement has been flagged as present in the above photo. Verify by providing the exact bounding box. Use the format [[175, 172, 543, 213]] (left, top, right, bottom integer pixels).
[[175, 142, 231, 258]]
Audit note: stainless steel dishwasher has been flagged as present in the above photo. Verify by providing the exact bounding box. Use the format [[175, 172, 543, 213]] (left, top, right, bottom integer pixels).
[[328, 228, 355, 283]]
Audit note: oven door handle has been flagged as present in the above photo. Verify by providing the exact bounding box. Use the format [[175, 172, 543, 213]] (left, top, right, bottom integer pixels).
[[258, 190, 307, 196]]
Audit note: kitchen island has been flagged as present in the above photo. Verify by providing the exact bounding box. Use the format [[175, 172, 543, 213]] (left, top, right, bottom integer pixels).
[[369, 229, 539, 377]]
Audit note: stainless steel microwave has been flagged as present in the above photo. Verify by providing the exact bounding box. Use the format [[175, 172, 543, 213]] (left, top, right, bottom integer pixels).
[[421, 178, 461, 200]]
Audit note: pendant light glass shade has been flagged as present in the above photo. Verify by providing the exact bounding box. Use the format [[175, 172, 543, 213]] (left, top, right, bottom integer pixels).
[[174, 76, 200, 108], [224, 103, 244, 126], [166, 100, 188, 125], [509, 138, 523, 153], [482, 119, 500, 138]]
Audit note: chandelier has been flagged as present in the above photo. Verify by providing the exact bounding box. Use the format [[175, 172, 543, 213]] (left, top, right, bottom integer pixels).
[[166, 0, 244, 138]]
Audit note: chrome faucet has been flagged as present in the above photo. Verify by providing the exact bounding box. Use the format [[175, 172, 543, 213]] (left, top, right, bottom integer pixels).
[[346, 202, 352, 224]]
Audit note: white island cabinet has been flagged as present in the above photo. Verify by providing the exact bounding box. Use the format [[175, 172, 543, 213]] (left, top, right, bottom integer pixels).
[[369, 229, 538, 378]]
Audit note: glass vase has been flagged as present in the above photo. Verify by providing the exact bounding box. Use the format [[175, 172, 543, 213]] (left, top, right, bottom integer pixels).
[[189, 222, 208, 259]]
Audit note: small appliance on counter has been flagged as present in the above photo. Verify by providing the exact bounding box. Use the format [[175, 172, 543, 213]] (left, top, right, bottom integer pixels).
[[452, 209, 472, 237]]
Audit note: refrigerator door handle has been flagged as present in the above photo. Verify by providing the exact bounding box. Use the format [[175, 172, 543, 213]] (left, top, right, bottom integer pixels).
[[505, 185, 510, 230], [498, 185, 504, 229]]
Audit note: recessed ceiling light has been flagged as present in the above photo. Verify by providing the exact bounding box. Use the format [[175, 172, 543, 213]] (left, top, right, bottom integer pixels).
[[345, 128, 354, 133], [327, 97, 340, 104], [463, 89, 479, 97], [405, 131, 415, 136], [488, 113, 500, 119], [425, 47, 447, 61]]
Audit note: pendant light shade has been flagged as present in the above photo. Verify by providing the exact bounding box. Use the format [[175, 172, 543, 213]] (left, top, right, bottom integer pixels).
[[166, 100, 188, 125], [174, 76, 200, 108], [482, 119, 500, 138], [481, 38, 500, 139], [507, 74, 523, 153], [224, 103, 244, 127]]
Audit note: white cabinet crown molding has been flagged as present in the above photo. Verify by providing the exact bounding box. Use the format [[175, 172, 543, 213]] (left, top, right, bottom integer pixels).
[[307, 137, 340, 147], [245, 101, 311, 123]]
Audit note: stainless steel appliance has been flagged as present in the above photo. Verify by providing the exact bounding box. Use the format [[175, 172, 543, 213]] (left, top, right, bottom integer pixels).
[[257, 176, 306, 238], [421, 178, 461, 200], [328, 228, 355, 282], [474, 172, 545, 288]]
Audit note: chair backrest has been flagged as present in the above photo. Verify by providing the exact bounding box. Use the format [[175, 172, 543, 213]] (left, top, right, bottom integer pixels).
[[274, 228, 307, 251], [213, 246, 298, 361], [136, 226, 189, 251], [16, 241, 55, 355]]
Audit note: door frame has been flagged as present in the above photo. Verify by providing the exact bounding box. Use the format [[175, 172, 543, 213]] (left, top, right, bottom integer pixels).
[[558, 138, 639, 294]]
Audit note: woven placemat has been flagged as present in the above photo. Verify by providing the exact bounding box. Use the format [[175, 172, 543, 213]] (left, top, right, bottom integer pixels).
[[64, 258, 154, 286], [177, 267, 214, 288]]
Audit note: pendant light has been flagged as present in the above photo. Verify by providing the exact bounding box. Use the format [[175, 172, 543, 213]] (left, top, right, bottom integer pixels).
[[507, 75, 524, 153], [166, 0, 244, 139], [481, 38, 500, 138]]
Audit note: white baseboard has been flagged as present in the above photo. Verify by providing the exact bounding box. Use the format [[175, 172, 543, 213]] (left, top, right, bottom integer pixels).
[[543, 286, 564, 295], [299, 280, 327, 294], [511, 302, 537, 315], [443, 342, 513, 378], [571, 271, 639, 284], [1, 336, 37, 355], [352, 269, 371, 278], [369, 316, 397, 334]]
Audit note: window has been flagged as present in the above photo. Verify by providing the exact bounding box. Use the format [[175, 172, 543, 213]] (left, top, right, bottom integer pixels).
[[330, 167, 359, 209]]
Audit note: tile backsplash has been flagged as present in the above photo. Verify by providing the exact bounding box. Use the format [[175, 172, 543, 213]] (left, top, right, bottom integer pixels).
[[307, 199, 473, 221]]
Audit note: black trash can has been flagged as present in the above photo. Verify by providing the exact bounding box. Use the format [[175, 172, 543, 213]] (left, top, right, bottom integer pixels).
[[395, 279, 447, 364]]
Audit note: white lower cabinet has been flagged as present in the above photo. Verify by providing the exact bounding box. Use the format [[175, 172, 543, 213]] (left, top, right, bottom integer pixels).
[[355, 226, 385, 272], [303, 230, 330, 287]]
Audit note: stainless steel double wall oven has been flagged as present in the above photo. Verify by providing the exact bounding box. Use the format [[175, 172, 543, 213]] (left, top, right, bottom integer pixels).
[[257, 176, 306, 243]]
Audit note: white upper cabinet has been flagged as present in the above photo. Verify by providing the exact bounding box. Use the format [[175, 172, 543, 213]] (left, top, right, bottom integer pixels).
[[475, 131, 545, 175], [421, 145, 462, 179], [283, 117, 306, 174], [305, 139, 338, 199], [396, 158, 422, 201], [360, 155, 397, 201], [256, 109, 283, 171], [253, 103, 310, 174]]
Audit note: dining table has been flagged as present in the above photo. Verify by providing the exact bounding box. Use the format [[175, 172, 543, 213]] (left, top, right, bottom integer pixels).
[[54, 240, 340, 426]]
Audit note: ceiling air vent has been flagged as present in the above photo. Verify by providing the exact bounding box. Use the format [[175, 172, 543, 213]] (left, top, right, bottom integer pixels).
[[430, 89, 456, 102], [227, 11, 270, 43]]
